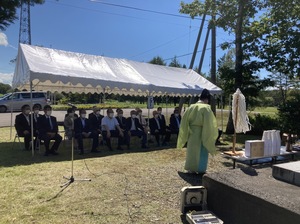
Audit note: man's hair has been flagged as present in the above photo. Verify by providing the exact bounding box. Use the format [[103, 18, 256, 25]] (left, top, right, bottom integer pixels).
[[32, 105, 39, 110], [200, 88, 211, 100], [21, 104, 30, 111], [107, 108, 113, 114], [79, 109, 86, 114], [67, 108, 73, 113], [44, 105, 52, 110], [157, 107, 162, 110]]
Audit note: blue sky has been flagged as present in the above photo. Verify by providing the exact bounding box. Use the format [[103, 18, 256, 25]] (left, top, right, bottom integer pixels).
[[0, 0, 233, 85]]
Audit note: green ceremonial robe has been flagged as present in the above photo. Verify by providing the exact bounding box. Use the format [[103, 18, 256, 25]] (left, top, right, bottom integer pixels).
[[177, 102, 218, 172]]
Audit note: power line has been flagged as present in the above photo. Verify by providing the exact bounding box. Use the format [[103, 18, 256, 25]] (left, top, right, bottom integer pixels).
[[163, 43, 223, 62], [129, 28, 199, 59], [90, 0, 206, 21], [48, 0, 201, 28]]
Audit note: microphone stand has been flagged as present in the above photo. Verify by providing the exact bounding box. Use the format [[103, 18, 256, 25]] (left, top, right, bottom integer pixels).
[[61, 118, 91, 188]]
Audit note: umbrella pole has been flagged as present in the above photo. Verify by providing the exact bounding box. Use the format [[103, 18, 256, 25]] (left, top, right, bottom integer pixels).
[[232, 95, 239, 154]]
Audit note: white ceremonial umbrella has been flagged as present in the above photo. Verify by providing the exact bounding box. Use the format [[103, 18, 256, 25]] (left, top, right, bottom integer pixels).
[[232, 88, 251, 154]]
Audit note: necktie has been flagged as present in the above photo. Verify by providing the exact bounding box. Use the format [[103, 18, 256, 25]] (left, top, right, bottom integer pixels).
[[25, 115, 30, 125], [176, 117, 180, 128], [131, 119, 136, 130], [49, 117, 53, 130], [156, 118, 160, 129], [82, 119, 85, 128]]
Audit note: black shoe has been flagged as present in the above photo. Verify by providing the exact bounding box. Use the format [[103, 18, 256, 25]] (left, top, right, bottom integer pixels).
[[142, 145, 149, 149], [127, 145, 130, 150], [91, 149, 100, 153], [44, 151, 50, 156], [108, 147, 113, 151], [117, 146, 124, 150], [51, 151, 59, 155]]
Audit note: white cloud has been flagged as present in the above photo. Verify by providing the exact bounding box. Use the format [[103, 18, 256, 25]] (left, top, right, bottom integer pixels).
[[0, 72, 13, 85], [0, 32, 8, 46]]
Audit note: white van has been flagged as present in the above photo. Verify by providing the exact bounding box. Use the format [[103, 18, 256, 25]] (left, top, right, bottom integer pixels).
[[0, 91, 49, 113]]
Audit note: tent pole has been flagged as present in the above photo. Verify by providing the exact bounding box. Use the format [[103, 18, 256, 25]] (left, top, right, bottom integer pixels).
[[147, 93, 151, 147], [165, 95, 168, 122], [221, 94, 223, 132], [30, 81, 34, 156], [10, 93, 15, 140]]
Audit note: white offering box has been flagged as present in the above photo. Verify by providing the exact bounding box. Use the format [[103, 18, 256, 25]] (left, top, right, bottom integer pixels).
[[245, 140, 264, 158], [262, 130, 281, 156]]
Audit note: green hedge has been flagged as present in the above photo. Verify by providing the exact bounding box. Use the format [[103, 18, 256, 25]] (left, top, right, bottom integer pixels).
[[248, 114, 280, 136]]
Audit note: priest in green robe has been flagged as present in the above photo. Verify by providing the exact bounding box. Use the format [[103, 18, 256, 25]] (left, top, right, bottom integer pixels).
[[177, 89, 218, 173]]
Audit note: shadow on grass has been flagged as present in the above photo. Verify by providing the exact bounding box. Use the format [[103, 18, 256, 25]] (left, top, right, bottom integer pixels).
[[0, 140, 178, 168], [177, 171, 203, 186]]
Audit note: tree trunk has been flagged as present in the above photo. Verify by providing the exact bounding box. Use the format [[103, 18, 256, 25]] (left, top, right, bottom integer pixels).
[[226, 0, 246, 134], [235, 0, 245, 90]]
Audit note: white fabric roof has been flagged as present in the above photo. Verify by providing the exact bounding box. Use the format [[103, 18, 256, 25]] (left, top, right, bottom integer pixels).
[[13, 44, 222, 96]]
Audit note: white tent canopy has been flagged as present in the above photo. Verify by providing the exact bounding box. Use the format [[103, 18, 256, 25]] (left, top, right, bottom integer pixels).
[[13, 44, 222, 96]]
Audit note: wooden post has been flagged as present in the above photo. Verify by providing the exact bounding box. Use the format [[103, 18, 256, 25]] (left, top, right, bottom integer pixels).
[[232, 94, 239, 154]]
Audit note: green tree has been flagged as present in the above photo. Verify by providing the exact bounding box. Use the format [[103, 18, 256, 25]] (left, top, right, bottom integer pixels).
[[247, 0, 300, 80], [169, 56, 182, 68], [278, 93, 300, 138], [148, 56, 166, 66], [0, 83, 12, 94], [0, 0, 45, 31], [180, 0, 264, 89]]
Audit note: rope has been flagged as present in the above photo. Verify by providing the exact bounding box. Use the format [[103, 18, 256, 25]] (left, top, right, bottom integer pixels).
[[232, 88, 251, 133]]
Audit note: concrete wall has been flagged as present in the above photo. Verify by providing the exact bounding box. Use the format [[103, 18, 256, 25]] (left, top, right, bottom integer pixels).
[[203, 175, 300, 224]]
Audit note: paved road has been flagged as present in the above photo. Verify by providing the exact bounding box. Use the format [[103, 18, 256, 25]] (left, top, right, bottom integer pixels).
[[0, 108, 174, 127]]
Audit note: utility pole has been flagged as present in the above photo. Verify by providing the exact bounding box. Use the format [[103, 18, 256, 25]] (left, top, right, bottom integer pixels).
[[189, 14, 206, 69], [198, 26, 211, 74], [19, 0, 31, 45], [210, 12, 217, 115]]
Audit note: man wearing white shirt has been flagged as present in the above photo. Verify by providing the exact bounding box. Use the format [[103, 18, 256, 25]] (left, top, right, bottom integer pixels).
[[101, 108, 125, 151]]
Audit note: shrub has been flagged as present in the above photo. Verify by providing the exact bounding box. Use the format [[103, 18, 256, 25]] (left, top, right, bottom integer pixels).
[[278, 94, 300, 135], [248, 114, 280, 136]]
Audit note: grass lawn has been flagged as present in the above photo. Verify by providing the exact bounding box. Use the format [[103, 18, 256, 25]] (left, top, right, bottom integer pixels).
[[0, 126, 260, 223]]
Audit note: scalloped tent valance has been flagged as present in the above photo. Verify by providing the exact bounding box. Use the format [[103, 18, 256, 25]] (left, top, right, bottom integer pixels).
[[13, 44, 222, 96]]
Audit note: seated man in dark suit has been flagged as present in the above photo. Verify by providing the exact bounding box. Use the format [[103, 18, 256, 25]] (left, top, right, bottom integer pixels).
[[169, 108, 181, 136], [88, 106, 103, 136], [37, 105, 62, 156], [149, 110, 171, 147], [115, 109, 127, 131], [15, 104, 32, 151], [126, 110, 148, 149], [74, 109, 100, 155], [157, 107, 167, 128]]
